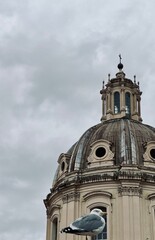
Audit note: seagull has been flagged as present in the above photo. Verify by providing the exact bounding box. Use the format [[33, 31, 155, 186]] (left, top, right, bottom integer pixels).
[[61, 208, 106, 237]]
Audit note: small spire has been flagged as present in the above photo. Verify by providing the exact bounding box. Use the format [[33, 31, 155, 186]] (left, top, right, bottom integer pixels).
[[108, 73, 110, 82], [117, 54, 123, 71], [102, 81, 105, 89]]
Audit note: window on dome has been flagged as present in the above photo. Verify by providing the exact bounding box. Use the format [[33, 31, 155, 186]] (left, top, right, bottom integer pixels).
[[52, 218, 58, 240], [96, 147, 106, 158], [125, 92, 131, 117], [150, 149, 155, 160], [61, 161, 65, 171], [114, 92, 120, 114], [91, 206, 107, 240]]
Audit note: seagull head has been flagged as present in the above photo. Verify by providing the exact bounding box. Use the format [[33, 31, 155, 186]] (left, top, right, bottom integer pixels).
[[90, 208, 107, 217]]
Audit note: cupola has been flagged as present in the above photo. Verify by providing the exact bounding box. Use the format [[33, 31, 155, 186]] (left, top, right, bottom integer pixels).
[[100, 55, 142, 122], [44, 57, 155, 240]]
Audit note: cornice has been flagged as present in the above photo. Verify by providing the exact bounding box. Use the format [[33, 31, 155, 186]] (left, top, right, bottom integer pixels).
[[48, 170, 155, 199]]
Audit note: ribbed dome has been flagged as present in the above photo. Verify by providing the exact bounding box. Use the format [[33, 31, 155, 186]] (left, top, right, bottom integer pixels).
[[69, 118, 155, 169], [45, 60, 155, 240], [52, 64, 154, 187], [53, 118, 155, 185]]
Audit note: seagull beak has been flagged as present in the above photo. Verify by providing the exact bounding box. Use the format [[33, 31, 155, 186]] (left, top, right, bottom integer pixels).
[[101, 211, 107, 216]]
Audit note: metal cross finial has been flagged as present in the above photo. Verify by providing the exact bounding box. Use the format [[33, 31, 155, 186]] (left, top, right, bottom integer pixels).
[[119, 54, 122, 63]]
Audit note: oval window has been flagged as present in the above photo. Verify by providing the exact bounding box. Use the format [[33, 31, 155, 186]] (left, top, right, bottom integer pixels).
[[95, 147, 106, 158], [150, 148, 155, 159]]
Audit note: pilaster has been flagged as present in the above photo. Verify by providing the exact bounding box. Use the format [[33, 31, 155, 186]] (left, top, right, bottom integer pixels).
[[118, 184, 142, 240]]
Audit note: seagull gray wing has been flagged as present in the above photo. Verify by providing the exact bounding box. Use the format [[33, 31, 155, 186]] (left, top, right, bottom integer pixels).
[[70, 214, 104, 232]]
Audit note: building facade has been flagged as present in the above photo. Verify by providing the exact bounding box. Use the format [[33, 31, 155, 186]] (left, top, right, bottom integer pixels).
[[44, 59, 155, 240]]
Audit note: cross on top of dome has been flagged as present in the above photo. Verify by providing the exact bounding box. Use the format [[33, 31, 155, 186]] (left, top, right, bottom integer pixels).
[[117, 54, 124, 70]]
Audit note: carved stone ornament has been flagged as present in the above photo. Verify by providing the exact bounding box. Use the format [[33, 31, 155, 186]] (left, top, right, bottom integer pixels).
[[118, 185, 142, 197], [57, 153, 71, 178], [143, 141, 155, 167], [46, 204, 60, 218], [87, 140, 114, 167], [62, 192, 80, 204], [83, 190, 112, 201]]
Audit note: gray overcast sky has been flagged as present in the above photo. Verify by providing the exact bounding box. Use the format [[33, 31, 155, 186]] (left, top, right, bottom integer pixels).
[[1, 0, 155, 239]]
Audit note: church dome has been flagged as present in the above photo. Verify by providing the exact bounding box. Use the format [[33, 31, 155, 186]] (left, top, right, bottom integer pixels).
[[44, 57, 155, 240], [53, 118, 155, 185], [51, 57, 155, 188]]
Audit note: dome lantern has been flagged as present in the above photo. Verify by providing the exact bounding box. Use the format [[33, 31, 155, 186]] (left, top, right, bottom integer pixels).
[[100, 56, 142, 122]]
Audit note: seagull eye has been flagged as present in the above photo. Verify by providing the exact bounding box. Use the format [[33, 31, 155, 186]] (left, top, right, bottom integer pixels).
[[95, 210, 100, 213]]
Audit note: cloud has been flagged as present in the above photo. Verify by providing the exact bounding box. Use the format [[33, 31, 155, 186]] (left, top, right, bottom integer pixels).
[[0, 0, 155, 240]]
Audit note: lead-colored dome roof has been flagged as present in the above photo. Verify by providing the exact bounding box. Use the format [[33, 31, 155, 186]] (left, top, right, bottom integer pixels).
[[53, 118, 155, 185]]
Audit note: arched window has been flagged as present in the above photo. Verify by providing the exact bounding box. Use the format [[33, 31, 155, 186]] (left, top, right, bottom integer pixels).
[[91, 206, 107, 240], [125, 92, 131, 117], [52, 218, 58, 240], [114, 92, 120, 114]]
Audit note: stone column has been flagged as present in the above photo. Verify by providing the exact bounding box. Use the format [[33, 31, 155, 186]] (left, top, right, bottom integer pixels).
[[122, 195, 130, 240], [132, 196, 141, 240], [107, 93, 110, 111], [46, 217, 51, 240], [61, 195, 68, 240], [138, 97, 141, 118], [61, 192, 80, 240], [101, 95, 106, 120], [120, 87, 125, 115], [118, 185, 142, 240], [133, 93, 137, 113]]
